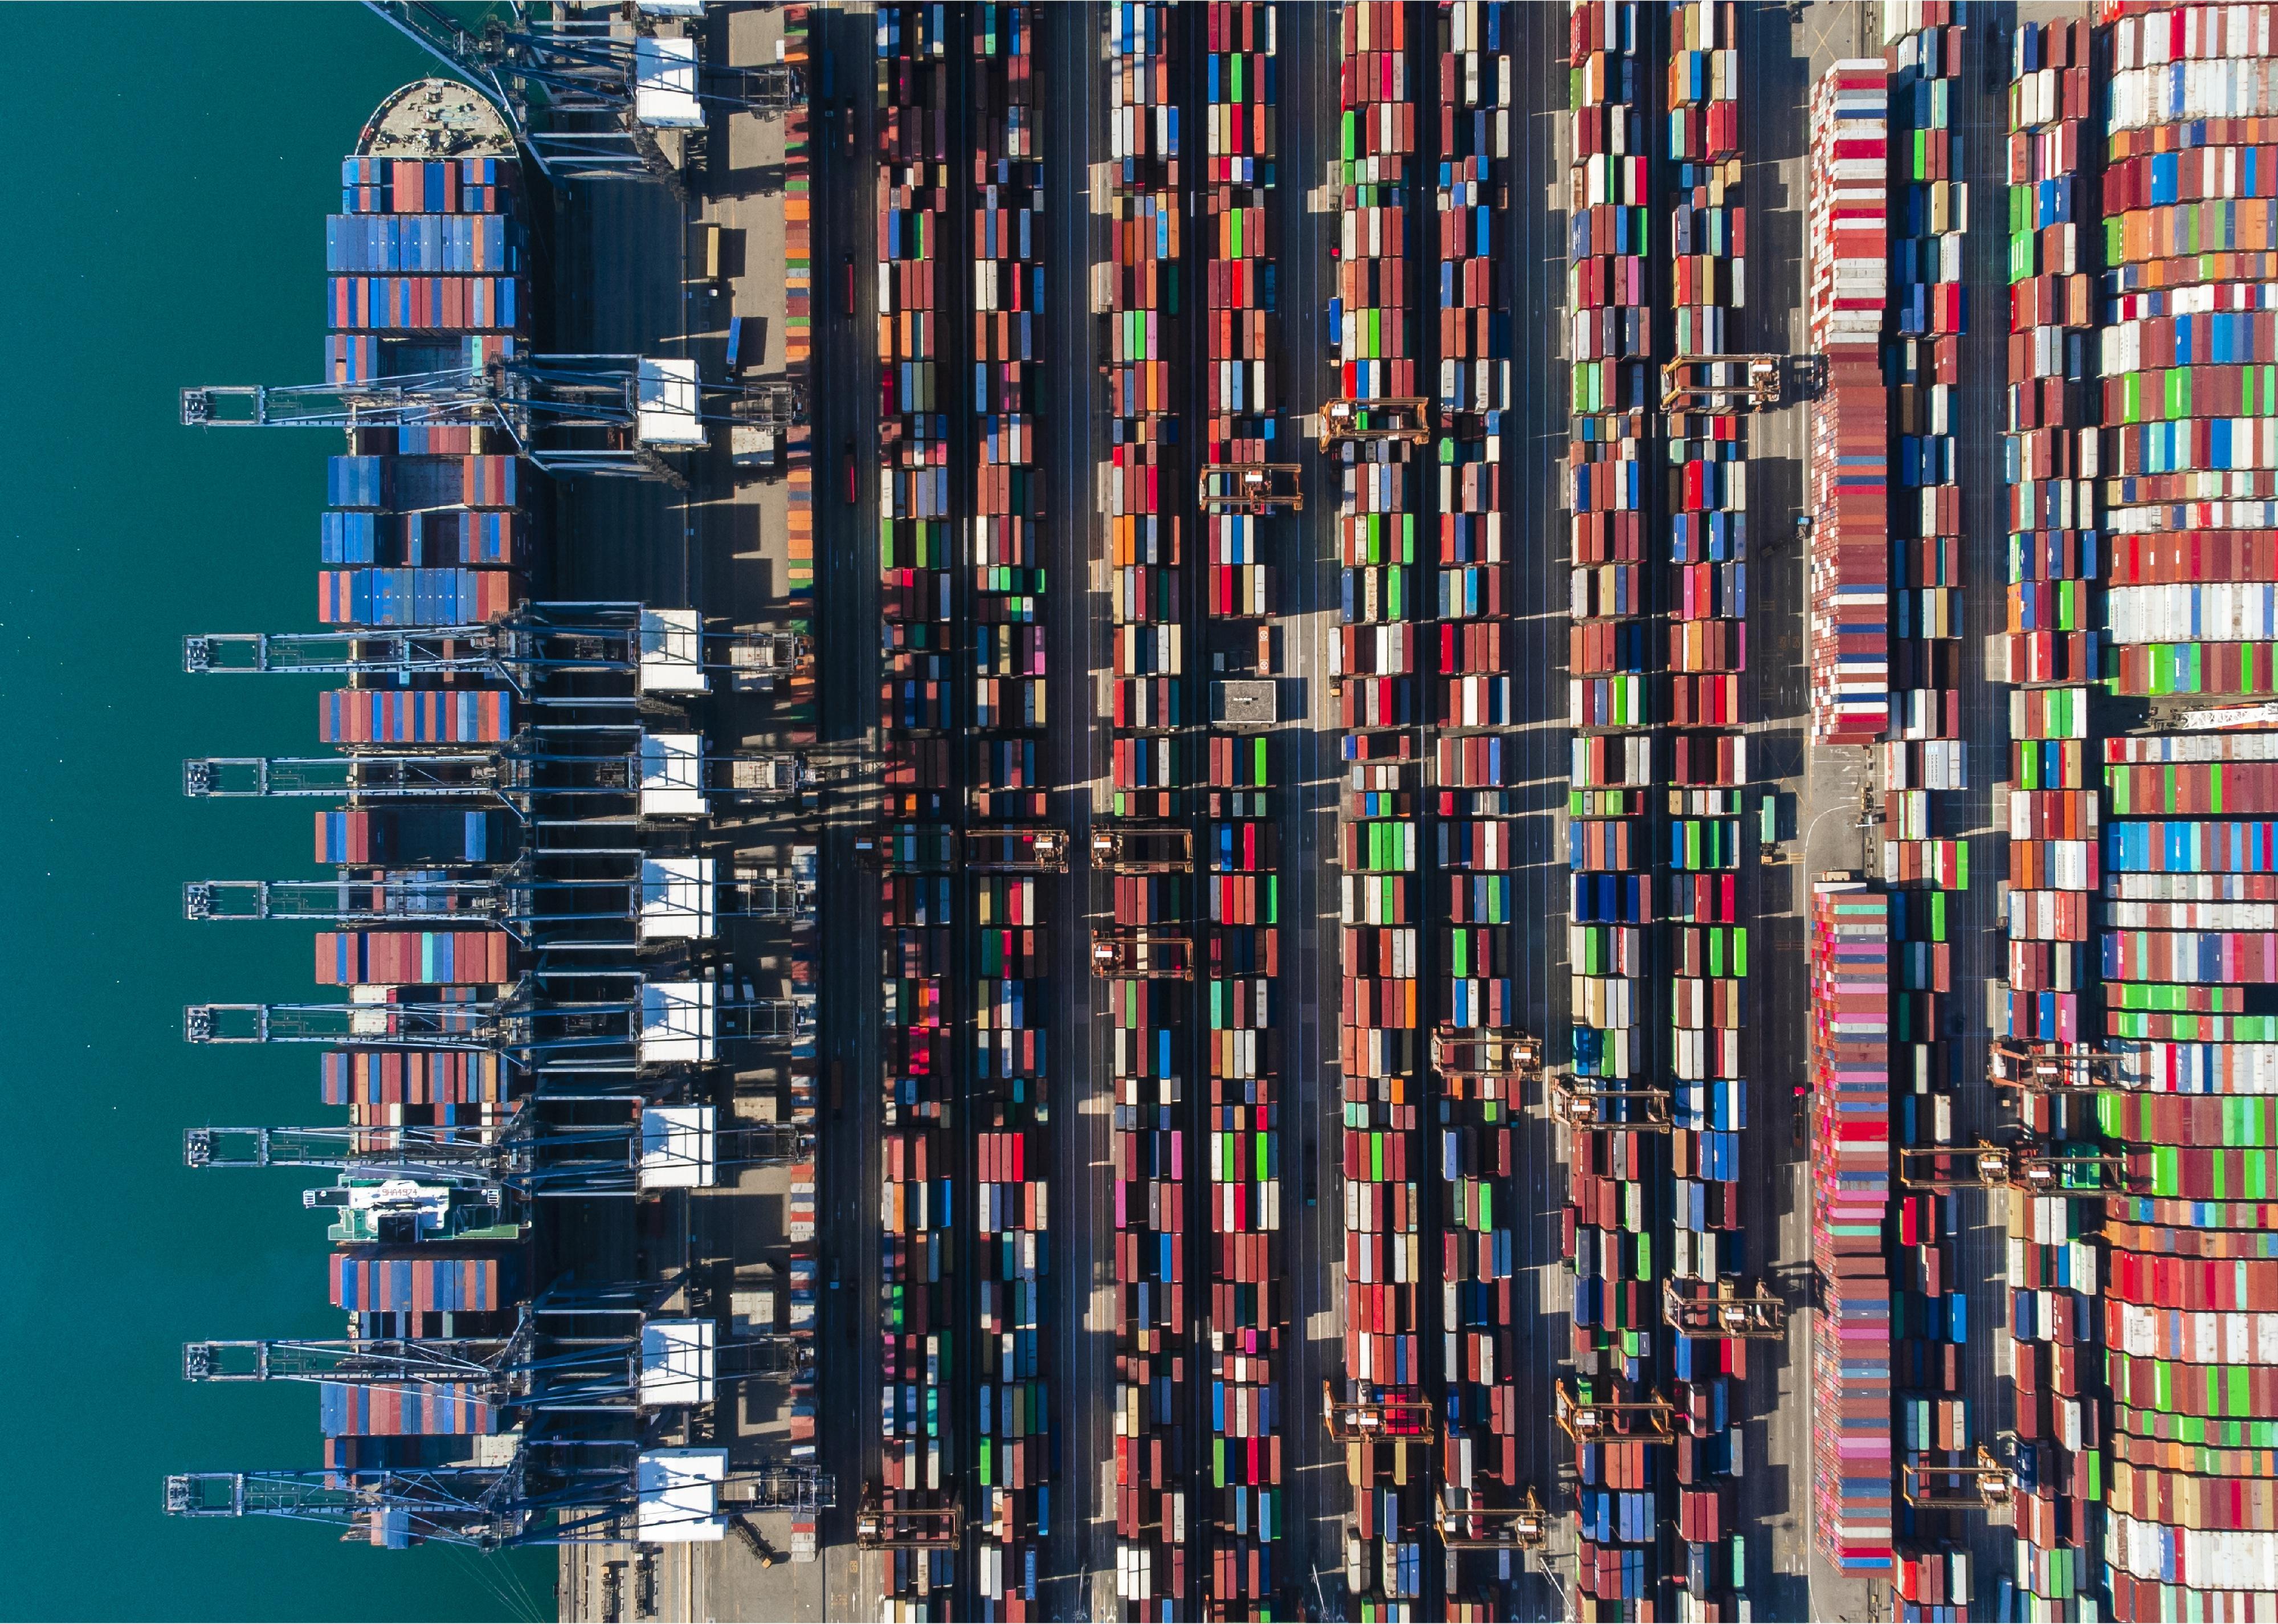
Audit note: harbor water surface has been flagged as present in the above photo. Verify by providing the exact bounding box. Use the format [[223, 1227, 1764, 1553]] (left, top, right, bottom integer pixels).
[[0, 9, 548, 1618]]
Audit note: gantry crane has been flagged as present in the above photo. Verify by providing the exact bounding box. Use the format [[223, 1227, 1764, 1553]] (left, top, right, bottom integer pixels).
[[183, 605, 800, 703], [1436, 1487, 1549, 1550], [1554, 1379, 1679, 1443], [961, 827, 1072, 872], [1198, 463, 1304, 514], [183, 731, 812, 811], [1546, 1075, 1676, 1132], [854, 1486, 962, 1549], [183, 977, 813, 1075], [1091, 928, 1194, 980], [1900, 1448, 2015, 1512], [185, 855, 807, 939], [1092, 825, 1193, 872], [180, 356, 718, 484], [364, 4, 802, 195], [1662, 1278, 1788, 1339], [183, 1105, 812, 1197], [1659, 354, 1787, 411], [852, 824, 956, 871], [1318, 397, 1431, 450], [1430, 1026, 1544, 1080], [721, 626, 811, 693], [1322, 1382, 1438, 1443], [185, 1290, 814, 1411], [164, 1454, 833, 1550], [1987, 1041, 2130, 1095], [1896, 1140, 2130, 1193]]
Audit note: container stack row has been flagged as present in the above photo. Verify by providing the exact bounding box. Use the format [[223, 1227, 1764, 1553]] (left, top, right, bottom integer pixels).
[[1807, 61, 1892, 746], [324, 147, 528, 682], [1883, 8, 1971, 888], [2101, 2, 2278, 708], [2096, 7, 2278, 1619], [1564, 3, 1665, 1615], [2002, 21, 2104, 1619], [783, 821, 825, 1567], [316, 454, 521, 788], [968, 10, 1051, 1617], [875, 5, 960, 1610], [1878, 10, 1975, 1613], [315, 130, 528, 1139], [1101, 5, 1193, 1613], [2093, 733, 2278, 1618], [1808, 879, 1894, 1576], [328, 154, 523, 385], [311, 809, 512, 1133], [1661, 5, 1749, 1611], [2003, 11, 2102, 1050], [1199, 5, 1287, 1617], [319, 466, 520, 671], [2001, 5, 2099, 943], [1426, 4, 1520, 1612], [1333, 5, 1430, 1610], [269, 133, 538, 1495], [782, 14, 820, 647], [774, 28, 829, 1567]]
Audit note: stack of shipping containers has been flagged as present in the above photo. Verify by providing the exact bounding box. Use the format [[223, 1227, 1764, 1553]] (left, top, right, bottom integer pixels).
[[969, 10, 1050, 1615], [1102, 5, 1191, 1610], [1807, 878, 1893, 1578], [781, 27, 826, 1557], [1662, 2, 1746, 1606], [2099, 6, 2278, 1617], [323, 143, 526, 661], [875, 5, 958, 1609], [311, 130, 532, 1482], [1802, 55, 1895, 1583], [1807, 62, 1892, 747], [1880, 7, 1974, 1616], [316, 145, 524, 1107], [322, 1249, 520, 1474], [2004, 18, 2102, 1618], [1333, 3, 1428, 1606], [782, 14, 821, 712], [1564, 1, 1661, 1612], [1426, 5, 1520, 1612], [1199, 3, 1286, 1614]]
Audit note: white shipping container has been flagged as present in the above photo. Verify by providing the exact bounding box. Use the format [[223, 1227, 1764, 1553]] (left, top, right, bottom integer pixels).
[[1889, 787, 1930, 840], [2117, 1040, 2278, 1095], [2108, 582, 2278, 644], [2113, 497, 2278, 536], [2108, 1514, 2278, 1589], [2109, 57, 2278, 129], [1571, 976, 1636, 1031], [2117, 282, 2278, 323], [2113, 870, 2278, 900], [2109, 899, 2278, 930], [2005, 889, 2080, 940], [2112, 1302, 2278, 1364]]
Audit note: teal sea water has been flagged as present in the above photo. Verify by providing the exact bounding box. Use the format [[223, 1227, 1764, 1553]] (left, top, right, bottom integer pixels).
[[0, 9, 546, 1618]]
